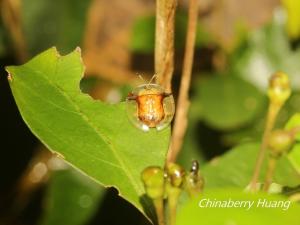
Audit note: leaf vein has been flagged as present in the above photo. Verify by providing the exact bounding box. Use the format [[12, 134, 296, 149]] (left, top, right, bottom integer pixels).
[[24, 64, 144, 196]]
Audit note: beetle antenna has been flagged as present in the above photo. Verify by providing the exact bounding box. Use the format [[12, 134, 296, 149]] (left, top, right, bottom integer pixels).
[[137, 73, 146, 83], [146, 74, 157, 88]]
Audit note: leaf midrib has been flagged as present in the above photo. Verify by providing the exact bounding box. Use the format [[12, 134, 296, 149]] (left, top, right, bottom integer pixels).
[[15, 63, 144, 197], [15, 92, 124, 170]]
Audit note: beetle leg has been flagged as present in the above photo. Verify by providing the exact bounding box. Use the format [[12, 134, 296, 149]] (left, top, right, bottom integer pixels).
[[163, 92, 172, 97], [126, 93, 137, 100]]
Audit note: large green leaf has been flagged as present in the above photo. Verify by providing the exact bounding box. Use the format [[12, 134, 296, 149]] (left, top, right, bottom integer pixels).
[[202, 142, 300, 189], [6, 48, 170, 218], [232, 16, 300, 92], [130, 12, 212, 54], [285, 113, 300, 173], [176, 190, 300, 225], [41, 168, 104, 225], [130, 16, 155, 54], [198, 75, 265, 130], [177, 103, 206, 168], [288, 145, 300, 174], [22, 0, 91, 55], [285, 113, 300, 141], [223, 92, 300, 145]]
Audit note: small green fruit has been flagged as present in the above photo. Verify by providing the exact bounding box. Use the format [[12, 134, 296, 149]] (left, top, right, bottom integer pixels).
[[165, 163, 185, 188], [268, 129, 294, 157], [141, 166, 165, 199], [268, 72, 291, 106], [165, 163, 185, 223]]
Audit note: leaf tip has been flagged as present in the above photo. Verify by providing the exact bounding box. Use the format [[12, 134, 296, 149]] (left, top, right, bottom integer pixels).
[[50, 46, 61, 57], [7, 73, 13, 82], [74, 46, 82, 54], [5, 66, 13, 82], [73, 47, 85, 77]]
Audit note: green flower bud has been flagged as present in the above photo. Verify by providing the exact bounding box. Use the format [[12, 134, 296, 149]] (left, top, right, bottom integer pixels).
[[268, 72, 291, 106], [186, 160, 204, 196], [141, 166, 165, 199], [165, 163, 185, 225], [165, 163, 185, 188], [268, 129, 294, 158]]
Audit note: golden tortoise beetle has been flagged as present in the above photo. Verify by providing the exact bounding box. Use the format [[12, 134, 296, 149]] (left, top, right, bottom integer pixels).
[[126, 76, 175, 131]]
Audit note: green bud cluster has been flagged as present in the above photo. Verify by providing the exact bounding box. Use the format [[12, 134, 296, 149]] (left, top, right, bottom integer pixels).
[[268, 72, 291, 106], [185, 160, 204, 197], [141, 161, 204, 200], [165, 163, 185, 189], [141, 161, 204, 225], [141, 166, 165, 199]]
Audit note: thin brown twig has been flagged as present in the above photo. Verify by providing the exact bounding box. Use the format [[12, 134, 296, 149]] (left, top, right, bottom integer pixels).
[[0, 0, 28, 62], [167, 0, 199, 163], [155, 0, 177, 93]]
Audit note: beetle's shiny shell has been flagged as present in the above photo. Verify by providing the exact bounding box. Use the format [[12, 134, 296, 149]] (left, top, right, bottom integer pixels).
[[126, 84, 175, 131], [136, 94, 165, 127]]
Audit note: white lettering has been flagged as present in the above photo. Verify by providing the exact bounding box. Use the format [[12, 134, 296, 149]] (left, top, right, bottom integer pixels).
[[198, 198, 208, 208], [198, 198, 290, 211]]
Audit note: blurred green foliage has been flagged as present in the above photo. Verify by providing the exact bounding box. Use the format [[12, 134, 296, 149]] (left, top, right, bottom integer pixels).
[[202, 142, 299, 189], [197, 75, 265, 130], [281, 0, 300, 40], [130, 16, 155, 54], [22, 0, 91, 55], [2, 2, 300, 225], [232, 15, 300, 91], [177, 190, 300, 225], [41, 168, 104, 225], [286, 113, 300, 173], [130, 11, 213, 54], [285, 113, 300, 141]]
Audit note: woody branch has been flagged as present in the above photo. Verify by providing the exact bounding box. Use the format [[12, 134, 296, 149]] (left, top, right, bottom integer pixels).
[[167, 0, 199, 163]]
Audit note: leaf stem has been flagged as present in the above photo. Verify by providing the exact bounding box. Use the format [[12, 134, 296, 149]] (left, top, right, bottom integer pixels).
[[262, 156, 278, 192], [168, 190, 180, 225], [154, 198, 165, 225], [155, 0, 177, 93], [167, 0, 199, 163], [249, 103, 280, 191]]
